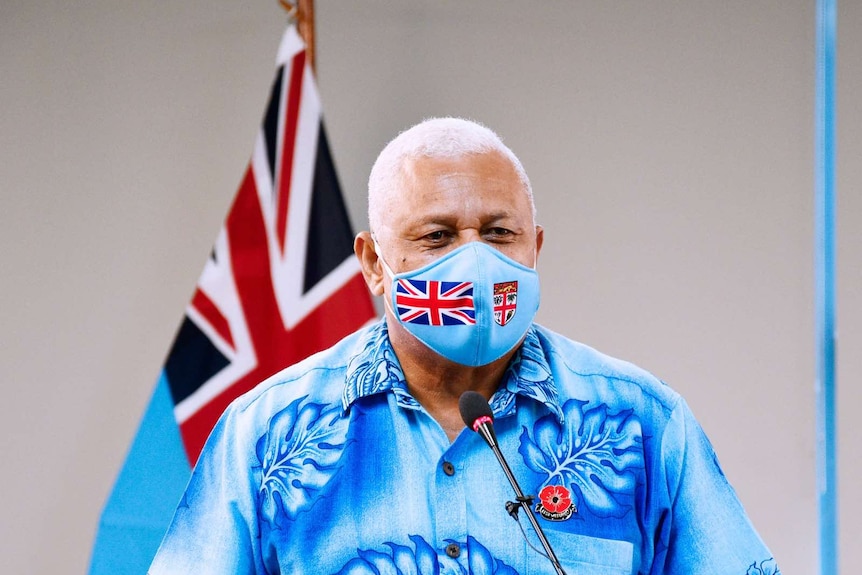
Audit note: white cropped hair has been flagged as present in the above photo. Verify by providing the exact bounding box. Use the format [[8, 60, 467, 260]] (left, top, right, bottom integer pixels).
[[367, 117, 535, 233]]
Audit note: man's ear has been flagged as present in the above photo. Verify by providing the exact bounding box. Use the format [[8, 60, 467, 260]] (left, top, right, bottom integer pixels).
[[535, 225, 544, 262], [354, 231, 385, 296]]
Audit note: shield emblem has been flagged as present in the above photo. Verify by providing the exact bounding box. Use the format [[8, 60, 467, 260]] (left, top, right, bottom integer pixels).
[[493, 281, 518, 326]]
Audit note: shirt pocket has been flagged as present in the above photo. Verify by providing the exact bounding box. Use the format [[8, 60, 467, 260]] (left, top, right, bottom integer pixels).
[[527, 532, 633, 575]]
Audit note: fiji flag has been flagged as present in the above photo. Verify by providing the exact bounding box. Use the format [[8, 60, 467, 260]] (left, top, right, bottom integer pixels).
[[395, 279, 476, 326], [88, 24, 376, 575]]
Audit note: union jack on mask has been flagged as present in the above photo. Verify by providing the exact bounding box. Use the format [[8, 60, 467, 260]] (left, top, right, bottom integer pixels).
[[395, 279, 476, 326]]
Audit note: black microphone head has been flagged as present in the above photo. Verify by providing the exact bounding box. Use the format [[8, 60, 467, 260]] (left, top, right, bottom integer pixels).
[[459, 391, 494, 429]]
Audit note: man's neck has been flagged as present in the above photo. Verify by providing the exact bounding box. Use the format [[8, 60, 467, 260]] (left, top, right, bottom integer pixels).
[[388, 322, 514, 441]]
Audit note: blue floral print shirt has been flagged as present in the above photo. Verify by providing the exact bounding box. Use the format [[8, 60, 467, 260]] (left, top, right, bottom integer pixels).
[[149, 322, 779, 575]]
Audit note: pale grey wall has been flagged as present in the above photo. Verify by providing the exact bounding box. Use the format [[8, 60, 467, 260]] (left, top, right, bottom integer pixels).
[[837, 0, 862, 565], [1, 1, 855, 573]]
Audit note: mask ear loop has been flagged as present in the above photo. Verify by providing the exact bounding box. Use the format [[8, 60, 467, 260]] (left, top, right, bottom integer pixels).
[[373, 241, 396, 279], [373, 241, 398, 319]]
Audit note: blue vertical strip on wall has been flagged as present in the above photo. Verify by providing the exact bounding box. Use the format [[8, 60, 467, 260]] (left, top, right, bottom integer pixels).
[[815, 0, 837, 574]]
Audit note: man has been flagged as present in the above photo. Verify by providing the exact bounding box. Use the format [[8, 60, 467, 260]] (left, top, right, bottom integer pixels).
[[149, 118, 779, 574]]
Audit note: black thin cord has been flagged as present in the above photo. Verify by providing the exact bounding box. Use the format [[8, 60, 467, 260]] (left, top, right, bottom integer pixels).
[[509, 502, 555, 562]]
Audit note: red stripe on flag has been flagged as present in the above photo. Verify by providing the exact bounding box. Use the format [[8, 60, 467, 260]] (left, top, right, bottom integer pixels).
[[178, 272, 372, 462], [178, 164, 375, 463], [191, 288, 236, 351], [275, 50, 306, 254]]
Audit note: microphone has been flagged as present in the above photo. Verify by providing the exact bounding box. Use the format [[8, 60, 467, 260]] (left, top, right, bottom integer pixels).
[[459, 391, 567, 575], [458, 389, 498, 448]]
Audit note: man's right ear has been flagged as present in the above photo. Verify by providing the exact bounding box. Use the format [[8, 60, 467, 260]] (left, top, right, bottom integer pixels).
[[354, 231, 385, 297]]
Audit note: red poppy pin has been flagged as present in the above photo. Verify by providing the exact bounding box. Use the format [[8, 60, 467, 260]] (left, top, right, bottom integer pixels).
[[535, 484, 576, 521]]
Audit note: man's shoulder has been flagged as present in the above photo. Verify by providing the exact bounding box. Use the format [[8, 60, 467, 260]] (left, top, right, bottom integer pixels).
[[531, 324, 680, 414]]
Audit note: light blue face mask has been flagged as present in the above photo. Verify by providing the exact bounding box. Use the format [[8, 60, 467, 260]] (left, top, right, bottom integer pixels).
[[376, 241, 540, 366]]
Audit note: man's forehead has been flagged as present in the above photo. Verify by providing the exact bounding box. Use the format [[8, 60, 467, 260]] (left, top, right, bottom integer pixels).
[[369, 148, 534, 237], [393, 153, 521, 196], [403, 150, 512, 175]]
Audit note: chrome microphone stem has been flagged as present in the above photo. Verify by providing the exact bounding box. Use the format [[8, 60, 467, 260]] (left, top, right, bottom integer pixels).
[[481, 425, 567, 575], [459, 391, 567, 574]]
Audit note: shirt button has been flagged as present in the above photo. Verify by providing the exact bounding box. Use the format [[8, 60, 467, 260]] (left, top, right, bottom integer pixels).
[[445, 543, 461, 558], [442, 461, 455, 476]]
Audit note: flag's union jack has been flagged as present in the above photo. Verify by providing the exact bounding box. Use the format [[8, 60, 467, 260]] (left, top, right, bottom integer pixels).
[[163, 26, 376, 463], [395, 279, 476, 326]]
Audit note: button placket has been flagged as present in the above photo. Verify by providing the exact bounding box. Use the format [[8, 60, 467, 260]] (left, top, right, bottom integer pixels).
[[434, 444, 467, 574]]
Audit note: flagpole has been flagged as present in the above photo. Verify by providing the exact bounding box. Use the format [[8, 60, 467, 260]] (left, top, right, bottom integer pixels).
[[280, 0, 316, 72], [815, 0, 837, 573]]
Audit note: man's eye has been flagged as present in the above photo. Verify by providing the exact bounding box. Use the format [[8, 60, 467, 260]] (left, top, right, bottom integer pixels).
[[487, 228, 512, 237], [425, 231, 446, 241]]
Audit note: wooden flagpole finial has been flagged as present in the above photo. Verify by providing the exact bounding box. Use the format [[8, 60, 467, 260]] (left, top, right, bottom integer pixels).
[[279, 0, 316, 73]]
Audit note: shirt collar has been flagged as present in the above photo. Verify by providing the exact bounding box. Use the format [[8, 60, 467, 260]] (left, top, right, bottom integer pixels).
[[341, 322, 418, 412], [493, 327, 564, 424], [342, 322, 564, 424]]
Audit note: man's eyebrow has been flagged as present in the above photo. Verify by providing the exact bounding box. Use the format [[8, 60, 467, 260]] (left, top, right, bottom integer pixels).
[[483, 211, 516, 221], [403, 211, 516, 227], [402, 214, 458, 227]]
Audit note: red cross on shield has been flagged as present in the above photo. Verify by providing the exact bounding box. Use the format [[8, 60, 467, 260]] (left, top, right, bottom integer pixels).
[[493, 281, 518, 326]]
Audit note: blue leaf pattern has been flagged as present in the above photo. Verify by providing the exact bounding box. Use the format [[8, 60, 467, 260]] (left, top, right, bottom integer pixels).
[[519, 398, 643, 518], [343, 323, 419, 410], [746, 558, 781, 575], [334, 535, 517, 575], [256, 396, 348, 527], [494, 329, 563, 422], [154, 323, 781, 574]]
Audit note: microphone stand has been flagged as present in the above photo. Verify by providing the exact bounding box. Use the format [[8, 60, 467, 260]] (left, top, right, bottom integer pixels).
[[474, 424, 567, 575]]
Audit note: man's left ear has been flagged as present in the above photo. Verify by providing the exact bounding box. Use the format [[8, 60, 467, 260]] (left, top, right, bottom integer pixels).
[[535, 225, 544, 261], [354, 231, 385, 296]]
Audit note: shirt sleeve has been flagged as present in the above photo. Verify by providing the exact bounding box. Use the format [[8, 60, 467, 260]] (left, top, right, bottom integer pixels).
[[652, 399, 781, 575], [148, 403, 266, 575]]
